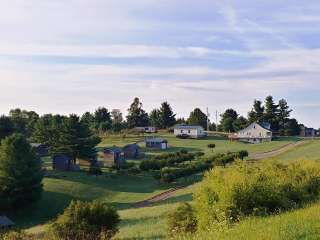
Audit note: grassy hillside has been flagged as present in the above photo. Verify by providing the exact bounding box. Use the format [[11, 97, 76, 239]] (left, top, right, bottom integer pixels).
[[266, 140, 320, 162], [188, 202, 320, 240]]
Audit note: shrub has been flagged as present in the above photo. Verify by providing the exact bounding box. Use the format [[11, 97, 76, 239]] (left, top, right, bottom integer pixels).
[[194, 160, 320, 231], [167, 203, 197, 237], [207, 144, 216, 149], [0, 230, 35, 240], [88, 162, 103, 176], [47, 200, 120, 240]]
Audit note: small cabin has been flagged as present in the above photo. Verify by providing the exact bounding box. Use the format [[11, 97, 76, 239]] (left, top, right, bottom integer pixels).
[[52, 154, 79, 171], [300, 126, 317, 137], [123, 144, 141, 159], [0, 216, 14, 229], [229, 122, 272, 144], [102, 147, 125, 168], [145, 137, 168, 150], [173, 125, 206, 138]]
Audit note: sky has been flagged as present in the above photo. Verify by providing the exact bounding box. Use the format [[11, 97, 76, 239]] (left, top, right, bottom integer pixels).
[[0, 0, 320, 127]]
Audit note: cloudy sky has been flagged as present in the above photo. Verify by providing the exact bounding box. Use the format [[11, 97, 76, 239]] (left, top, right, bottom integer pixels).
[[0, 0, 320, 127]]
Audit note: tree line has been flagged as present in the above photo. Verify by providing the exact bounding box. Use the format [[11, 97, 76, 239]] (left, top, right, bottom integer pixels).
[[0, 96, 309, 146]]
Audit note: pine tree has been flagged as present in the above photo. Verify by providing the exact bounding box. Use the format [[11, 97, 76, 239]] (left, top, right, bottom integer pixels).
[[126, 98, 149, 128], [0, 134, 43, 209], [149, 109, 162, 128], [159, 102, 176, 128], [278, 99, 292, 130], [248, 100, 264, 123], [187, 108, 207, 129], [264, 96, 279, 131]]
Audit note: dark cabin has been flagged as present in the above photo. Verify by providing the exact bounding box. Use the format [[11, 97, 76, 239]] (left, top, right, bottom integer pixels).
[[31, 143, 49, 157], [0, 216, 14, 229], [52, 154, 79, 171], [123, 144, 140, 159], [103, 147, 125, 168]]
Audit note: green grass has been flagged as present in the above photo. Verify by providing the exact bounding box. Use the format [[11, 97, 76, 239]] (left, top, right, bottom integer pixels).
[[15, 133, 304, 238], [266, 140, 320, 162], [13, 170, 176, 230], [187, 202, 320, 240]]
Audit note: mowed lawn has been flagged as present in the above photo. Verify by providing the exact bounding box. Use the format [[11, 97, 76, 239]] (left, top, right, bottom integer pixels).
[[266, 140, 320, 162]]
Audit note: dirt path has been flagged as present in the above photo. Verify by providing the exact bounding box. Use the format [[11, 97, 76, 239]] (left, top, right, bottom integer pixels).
[[134, 186, 186, 208], [248, 141, 307, 161]]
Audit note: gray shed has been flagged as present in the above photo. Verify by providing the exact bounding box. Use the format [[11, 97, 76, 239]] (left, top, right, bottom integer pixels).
[[123, 144, 140, 159], [0, 216, 14, 229], [52, 154, 79, 171], [102, 147, 125, 168]]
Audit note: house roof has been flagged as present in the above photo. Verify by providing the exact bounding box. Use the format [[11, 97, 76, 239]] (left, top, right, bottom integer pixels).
[[174, 124, 203, 130], [123, 144, 140, 149], [0, 216, 14, 227], [238, 122, 272, 134]]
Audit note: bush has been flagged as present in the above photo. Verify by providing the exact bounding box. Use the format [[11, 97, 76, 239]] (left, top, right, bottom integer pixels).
[[47, 200, 120, 240], [194, 160, 320, 231], [0, 230, 35, 240], [207, 144, 216, 149], [167, 203, 197, 237]]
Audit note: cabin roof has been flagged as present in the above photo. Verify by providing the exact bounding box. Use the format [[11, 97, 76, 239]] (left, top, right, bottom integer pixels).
[[174, 124, 203, 130]]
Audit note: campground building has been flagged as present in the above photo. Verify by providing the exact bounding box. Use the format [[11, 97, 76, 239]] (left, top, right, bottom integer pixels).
[[229, 122, 272, 144], [102, 147, 125, 168], [135, 126, 157, 133], [145, 137, 168, 150], [173, 125, 206, 138], [0, 216, 14, 229]]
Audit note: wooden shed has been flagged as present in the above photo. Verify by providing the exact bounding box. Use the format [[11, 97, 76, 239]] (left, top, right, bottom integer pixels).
[[123, 144, 140, 159], [52, 154, 79, 171], [102, 147, 125, 168], [0, 216, 14, 229]]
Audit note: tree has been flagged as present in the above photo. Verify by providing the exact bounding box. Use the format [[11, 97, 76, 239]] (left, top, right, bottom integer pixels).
[[278, 99, 292, 130], [9, 109, 39, 137], [264, 96, 279, 131], [149, 109, 162, 128], [248, 100, 264, 123], [94, 107, 112, 132], [159, 102, 176, 128], [52, 115, 100, 162], [232, 116, 248, 132], [81, 112, 94, 127], [219, 109, 238, 132], [187, 108, 207, 129], [126, 98, 149, 128], [283, 118, 300, 136], [0, 116, 14, 140], [0, 134, 43, 209], [48, 200, 120, 240]]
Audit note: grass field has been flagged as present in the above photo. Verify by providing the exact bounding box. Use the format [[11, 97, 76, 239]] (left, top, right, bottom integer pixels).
[[10, 133, 313, 239]]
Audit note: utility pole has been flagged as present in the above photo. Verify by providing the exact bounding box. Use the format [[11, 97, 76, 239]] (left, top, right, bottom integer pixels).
[[215, 110, 218, 127]]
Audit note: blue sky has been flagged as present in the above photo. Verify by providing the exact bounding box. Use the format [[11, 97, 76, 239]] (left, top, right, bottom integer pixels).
[[0, 0, 320, 127]]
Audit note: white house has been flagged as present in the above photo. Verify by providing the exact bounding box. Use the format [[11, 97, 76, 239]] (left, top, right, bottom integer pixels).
[[229, 122, 272, 144], [174, 125, 206, 138]]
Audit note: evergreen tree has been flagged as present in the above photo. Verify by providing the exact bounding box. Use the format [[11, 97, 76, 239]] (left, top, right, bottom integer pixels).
[[80, 112, 95, 127], [187, 108, 207, 129], [50, 115, 100, 163], [248, 100, 264, 123], [159, 102, 176, 128], [264, 96, 279, 131], [126, 97, 149, 128], [149, 109, 162, 128], [0, 134, 43, 209], [0, 116, 14, 140], [278, 99, 292, 130], [283, 118, 300, 136]]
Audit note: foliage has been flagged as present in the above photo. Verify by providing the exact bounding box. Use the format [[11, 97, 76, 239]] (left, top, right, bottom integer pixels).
[[126, 97, 149, 128], [0, 115, 14, 140], [187, 108, 208, 129], [219, 109, 239, 132], [0, 134, 43, 210], [248, 100, 264, 124], [88, 162, 103, 176], [167, 203, 197, 237], [47, 200, 120, 240], [9, 109, 39, 137], [207, 144, 216, 149], [0, 230, 35, 240], [194, 160, 320, 232]]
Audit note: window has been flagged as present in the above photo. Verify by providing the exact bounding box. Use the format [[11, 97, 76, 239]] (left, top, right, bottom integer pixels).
[[188, 130, 191, 133]]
